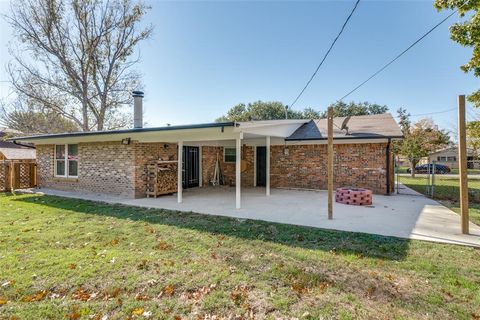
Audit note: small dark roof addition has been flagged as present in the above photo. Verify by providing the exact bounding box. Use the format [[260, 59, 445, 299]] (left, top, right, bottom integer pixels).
[[286, 113, 403, 141]]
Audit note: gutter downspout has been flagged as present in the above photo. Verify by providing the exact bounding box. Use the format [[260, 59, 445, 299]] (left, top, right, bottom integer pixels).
[[386, 138, 391, 195], [13, 140, 36, 149]]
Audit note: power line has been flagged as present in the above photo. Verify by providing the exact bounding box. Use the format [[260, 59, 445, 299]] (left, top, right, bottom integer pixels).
[[338, 8, 461, 101], [289, 0, 361, 109], [327, 107, 457, 123], [398, 107, 456, 118]]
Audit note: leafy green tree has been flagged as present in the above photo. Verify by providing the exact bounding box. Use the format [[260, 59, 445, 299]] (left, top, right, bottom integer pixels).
[[1, 100, 79, 135], [435, 0, 480, 106], [319, 101, 389, 118], [395, 108, 450, 176], [467, 120, 480, 155], [216, 101, 320, 122]]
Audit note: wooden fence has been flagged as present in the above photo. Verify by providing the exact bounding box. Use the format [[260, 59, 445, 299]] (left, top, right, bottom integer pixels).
[[0, 160, 37, 192]]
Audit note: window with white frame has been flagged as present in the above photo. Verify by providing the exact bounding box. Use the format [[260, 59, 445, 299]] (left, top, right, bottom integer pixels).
[[55, 144, 78, 177], [224, 147, 236, 163]]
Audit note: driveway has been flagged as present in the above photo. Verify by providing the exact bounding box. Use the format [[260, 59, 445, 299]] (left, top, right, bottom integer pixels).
[[25, 186, 480, 247]]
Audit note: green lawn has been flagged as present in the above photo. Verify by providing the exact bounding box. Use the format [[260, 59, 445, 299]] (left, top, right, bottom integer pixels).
[[450, 168, 480, 175], [399, 176, 480, 225], [396, 167, 480, 175], [1, 194, 480, 319]]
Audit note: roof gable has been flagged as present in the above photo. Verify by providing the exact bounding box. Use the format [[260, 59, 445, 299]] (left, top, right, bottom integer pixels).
[[286, 113, 403, 141]]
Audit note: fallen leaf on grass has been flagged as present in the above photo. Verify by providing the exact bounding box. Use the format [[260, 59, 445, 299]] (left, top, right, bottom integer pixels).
[[318, 281, 329, 294], [135, 293, 150, 301], [155, 241, 171, 250], [103, 288, 121, 300], [291, 282, 309, 295], [1, 280, 15, 287], [72, 288, 91, 301], [68, 263, 77, 269], [366, 285, 376, 298], [158, 284, 175, 298], [67, 311, 81, 320], [230, 286, 248, 306], [144, 226, 156, 234], [110, 238, 119, 246], [22, 290, 48, 302], [0, 298, 8, 305], [132, 307, 144, 316]]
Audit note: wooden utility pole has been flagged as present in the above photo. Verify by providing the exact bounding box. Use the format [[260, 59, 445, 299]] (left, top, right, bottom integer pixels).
[[327, 107, 334, 219], [458, 95, 469, 234]]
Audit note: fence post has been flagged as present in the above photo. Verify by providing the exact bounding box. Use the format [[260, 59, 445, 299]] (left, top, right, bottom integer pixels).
[[431, 161, 436, 198], [458, 94, 469, 234]]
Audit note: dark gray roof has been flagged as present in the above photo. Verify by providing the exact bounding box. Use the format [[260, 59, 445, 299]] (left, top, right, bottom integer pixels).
[[286, 113, 403, 141]]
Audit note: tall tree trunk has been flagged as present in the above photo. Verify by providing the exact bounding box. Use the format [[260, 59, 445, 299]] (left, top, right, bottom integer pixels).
[[410, 160, 417, 178]]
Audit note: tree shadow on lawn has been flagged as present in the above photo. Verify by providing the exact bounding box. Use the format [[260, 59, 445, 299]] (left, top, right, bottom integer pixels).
[[13, 194, 411, 261]]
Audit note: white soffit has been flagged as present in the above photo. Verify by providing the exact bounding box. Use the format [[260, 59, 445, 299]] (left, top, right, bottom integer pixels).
[[235, 120, 307, 138], [29, 126, 238, 145]]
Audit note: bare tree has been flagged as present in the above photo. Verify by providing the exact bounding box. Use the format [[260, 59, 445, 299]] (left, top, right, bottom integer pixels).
[[4, 0, 152, 131]]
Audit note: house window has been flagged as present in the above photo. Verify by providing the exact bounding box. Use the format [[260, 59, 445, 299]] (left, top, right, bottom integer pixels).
[[55, 144, 78, 177], [447, 156, 456, 162], [224, 147, 236, 163]]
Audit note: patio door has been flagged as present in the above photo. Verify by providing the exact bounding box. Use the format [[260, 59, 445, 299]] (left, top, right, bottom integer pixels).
[[256, 146, 266, 187], [182, 146, 199, 189]]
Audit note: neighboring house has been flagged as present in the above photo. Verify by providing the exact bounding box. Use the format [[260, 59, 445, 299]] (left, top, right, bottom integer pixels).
[[11, 92, 402, 209], [395, 155, 410, 168], [0, 128, 36, 161], [426, 147, 479, 169]]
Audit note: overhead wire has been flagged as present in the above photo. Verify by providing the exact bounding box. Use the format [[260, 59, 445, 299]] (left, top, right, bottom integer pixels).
[[289, 0, 361, 109]]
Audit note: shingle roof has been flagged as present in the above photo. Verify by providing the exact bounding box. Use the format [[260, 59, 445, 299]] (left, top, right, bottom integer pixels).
[[0, 147, 36, 160], [286, 113, 403, 141]]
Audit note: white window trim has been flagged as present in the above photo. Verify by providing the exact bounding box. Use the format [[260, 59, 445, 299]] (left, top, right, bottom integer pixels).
[[224, 147, 236, 163], [54, 144, 78, 178]]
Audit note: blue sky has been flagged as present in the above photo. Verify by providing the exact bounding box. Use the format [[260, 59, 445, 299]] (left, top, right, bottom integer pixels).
[[1, 0, 479, 132]]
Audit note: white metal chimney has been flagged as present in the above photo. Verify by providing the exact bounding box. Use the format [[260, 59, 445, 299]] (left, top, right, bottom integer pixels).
[[132, 91, 144, 128]]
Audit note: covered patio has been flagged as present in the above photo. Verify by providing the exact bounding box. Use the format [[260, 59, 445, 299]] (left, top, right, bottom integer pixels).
[[31, 186, 480, 247]]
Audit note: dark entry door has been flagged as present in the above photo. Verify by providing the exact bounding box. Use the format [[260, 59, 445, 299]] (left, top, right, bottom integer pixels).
[[256, 146, 266, 187], [183, 146, 199, 189]]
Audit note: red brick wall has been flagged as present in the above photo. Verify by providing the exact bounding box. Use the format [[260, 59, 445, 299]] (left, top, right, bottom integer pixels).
[[270, 143, 391, 194], [36, 141, 392, 198], [201, 145, 254, 187], [133, 142, 178, 198]]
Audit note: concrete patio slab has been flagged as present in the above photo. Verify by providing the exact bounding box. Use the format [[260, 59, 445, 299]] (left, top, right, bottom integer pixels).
[[23, 186, 480, 247]]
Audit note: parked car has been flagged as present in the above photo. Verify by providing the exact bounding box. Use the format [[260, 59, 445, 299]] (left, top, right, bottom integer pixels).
[[407, 164, 451, 174]]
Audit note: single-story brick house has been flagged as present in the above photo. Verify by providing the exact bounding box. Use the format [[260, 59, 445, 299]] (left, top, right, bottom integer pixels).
[[423, 146, 479, 169], [12, 92, 402, 209]]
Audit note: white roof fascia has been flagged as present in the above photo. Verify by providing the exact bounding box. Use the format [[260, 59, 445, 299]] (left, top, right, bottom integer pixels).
[[234, 120, 308, 138], [28, 126, 239, 145]]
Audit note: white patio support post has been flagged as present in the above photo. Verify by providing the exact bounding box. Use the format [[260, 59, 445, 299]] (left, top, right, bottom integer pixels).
[[235, 133, 242, 209], [266, 135, 271, 196], [177, 141, 183, 203]]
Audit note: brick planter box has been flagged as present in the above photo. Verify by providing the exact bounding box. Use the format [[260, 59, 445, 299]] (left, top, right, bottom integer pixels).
[[335, 187, 372, 206]]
